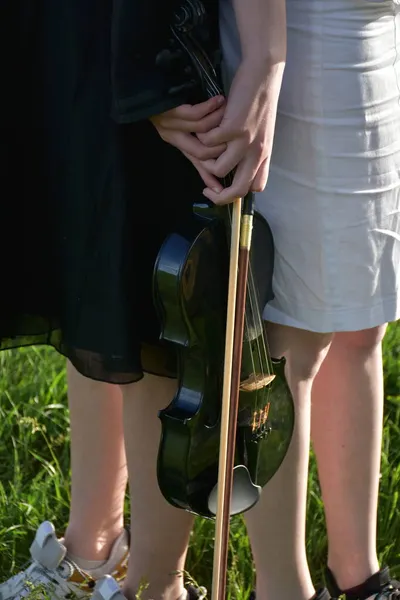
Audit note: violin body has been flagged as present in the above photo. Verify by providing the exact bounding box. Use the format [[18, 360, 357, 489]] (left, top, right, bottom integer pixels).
[[154, 203, 294, 518], [153, 0, 295, 519]]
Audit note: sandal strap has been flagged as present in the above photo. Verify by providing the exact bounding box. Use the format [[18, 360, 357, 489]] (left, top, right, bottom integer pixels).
[[326, 567, 400, 600]]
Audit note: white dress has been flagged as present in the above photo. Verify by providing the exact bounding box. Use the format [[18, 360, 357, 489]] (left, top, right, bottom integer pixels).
[[220, 0, 400, 332]]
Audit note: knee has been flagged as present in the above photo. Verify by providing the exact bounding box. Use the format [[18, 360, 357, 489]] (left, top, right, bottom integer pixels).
[[335, 325, 387, 354], [289, 340, 332, 382], [280, 327, 333, 382]]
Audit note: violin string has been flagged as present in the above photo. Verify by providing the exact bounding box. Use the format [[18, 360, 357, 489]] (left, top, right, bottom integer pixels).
[[186, 32, 271, 425], [241, 242, 263, 424], [196, 47, 270, 385], [204, 51, 273, 384], [227, 207, 259, 384], [247, 256, 273, 422], [174, 26, 274, 429], [248, 262, 272, 378]]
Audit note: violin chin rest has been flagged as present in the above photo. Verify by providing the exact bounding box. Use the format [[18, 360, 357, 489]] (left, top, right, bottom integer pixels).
[[207, 465, 261, 516]]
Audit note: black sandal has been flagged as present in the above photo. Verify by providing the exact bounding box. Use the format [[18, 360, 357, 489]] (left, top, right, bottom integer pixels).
[[326, 566, 400, 600]]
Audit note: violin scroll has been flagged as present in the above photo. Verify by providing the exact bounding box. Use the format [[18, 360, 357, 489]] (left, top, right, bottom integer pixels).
[[173, 0, 206, 32]]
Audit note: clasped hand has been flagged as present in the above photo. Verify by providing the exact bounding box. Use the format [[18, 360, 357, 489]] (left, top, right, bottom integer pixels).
[[150, 60, 283, 205]]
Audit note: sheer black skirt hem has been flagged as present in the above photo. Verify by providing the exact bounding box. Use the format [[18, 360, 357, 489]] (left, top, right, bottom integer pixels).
[[0, 316, 177, 385]]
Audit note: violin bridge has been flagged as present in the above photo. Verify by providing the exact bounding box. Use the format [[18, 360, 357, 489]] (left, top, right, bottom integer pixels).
[[240, 373, 275, 392]]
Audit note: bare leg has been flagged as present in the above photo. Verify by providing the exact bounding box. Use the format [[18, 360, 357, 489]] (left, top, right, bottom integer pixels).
[[245, 324, 333, 600], [311, 326, 386, 589], [64, 361, 128, 560], [122, 374, 194, 600]]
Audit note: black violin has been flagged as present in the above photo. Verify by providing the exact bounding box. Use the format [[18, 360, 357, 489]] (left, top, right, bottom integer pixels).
[[153, 0, 294, 519]]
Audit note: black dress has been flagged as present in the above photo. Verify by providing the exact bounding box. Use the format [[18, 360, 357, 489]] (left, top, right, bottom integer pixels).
[[0, 0, 214, 384]]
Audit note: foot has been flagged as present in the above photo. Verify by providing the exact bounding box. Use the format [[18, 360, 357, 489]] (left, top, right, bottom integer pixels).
[[0, 521, 129, 600], [92, 575, 207, 600], [326, 566, 400, 600]]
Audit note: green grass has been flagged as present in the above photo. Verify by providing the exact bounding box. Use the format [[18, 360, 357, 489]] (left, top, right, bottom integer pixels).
[[0, 324, 399, 598]]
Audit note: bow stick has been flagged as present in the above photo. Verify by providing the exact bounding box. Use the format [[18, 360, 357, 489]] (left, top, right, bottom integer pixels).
[[211, 193, 255, 600]]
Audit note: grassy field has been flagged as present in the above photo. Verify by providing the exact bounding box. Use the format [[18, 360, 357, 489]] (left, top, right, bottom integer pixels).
[[0, 324, 399, 598]]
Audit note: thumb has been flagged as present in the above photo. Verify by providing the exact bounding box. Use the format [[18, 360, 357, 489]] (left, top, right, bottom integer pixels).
[[251, 157, 270, 192]]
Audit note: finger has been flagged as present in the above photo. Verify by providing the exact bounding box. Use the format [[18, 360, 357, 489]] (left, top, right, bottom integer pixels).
[[168, 96, 225, 121], [203, 186, 244, 205], [251, 157, 270, 192], [182, 152, 224, 192], [202, 156, 261, 205], [198, 122, 235, 147], [161, 106, 225, 134], [205, 140, 245, 179], [195, 166, 224, 192], [170, 132, 226, 160], [193, 157, 231, 184]]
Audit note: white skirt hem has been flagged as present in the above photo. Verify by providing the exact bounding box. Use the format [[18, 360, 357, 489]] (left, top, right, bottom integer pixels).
[[264, 294, 400, 333]]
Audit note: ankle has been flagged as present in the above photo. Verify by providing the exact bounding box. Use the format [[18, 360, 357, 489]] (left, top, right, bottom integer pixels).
[[326, 559, 380, 593], [252, 584, 331, 600], [122, 579, 185, 600], [64, 524, 125, 562], [254, 574, 315, 600]]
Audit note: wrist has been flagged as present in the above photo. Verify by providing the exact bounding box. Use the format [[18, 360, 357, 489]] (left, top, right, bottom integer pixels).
[[240, 52, 286, 74], [237, 56, 285, 92]]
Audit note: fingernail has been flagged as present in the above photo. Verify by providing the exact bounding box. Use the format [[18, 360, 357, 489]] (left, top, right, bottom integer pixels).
[[213, 187, 222, 193], [216, 96, 225, 106]]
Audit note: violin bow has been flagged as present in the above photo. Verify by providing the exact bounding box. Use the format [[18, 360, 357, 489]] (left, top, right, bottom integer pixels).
[[211, 193, 255, 600]]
